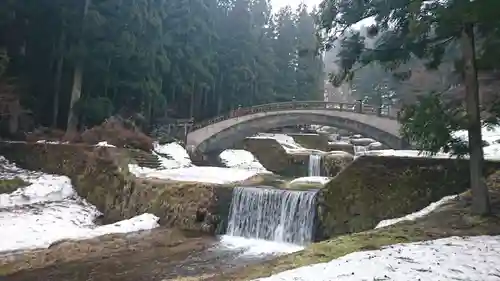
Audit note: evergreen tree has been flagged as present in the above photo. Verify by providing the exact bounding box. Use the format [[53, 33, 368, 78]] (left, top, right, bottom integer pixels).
[[318, 0, 500, 214], [0, 0, 325, 133]]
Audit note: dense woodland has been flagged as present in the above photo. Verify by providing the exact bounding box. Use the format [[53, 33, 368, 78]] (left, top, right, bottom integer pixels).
[[0, 0, 324, 134]]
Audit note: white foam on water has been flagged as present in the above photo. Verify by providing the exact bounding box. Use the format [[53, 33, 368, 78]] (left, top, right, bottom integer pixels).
[[226, 187, 317, 245], [218, 235, 303, 256]]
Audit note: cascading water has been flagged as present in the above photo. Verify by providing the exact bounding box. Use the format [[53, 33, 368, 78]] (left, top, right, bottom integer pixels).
[[226, 186, 317, 245], [308, 154, 322, 177]]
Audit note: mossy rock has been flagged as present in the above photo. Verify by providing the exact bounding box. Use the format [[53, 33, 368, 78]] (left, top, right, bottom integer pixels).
[[323, 151, 354, 177], [0, 177, 29, 194], [238, 173, 288, 189], [243, 138, 309, 177], [288, 134, 329, 151], [316, 155, 500, 239], [349, 138, 376, 146], [327, 142, 354, 154]]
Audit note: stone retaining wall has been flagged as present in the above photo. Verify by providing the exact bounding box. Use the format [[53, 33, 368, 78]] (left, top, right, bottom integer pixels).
[[0, 142, 232, 234], [316, 155, 500, 240]]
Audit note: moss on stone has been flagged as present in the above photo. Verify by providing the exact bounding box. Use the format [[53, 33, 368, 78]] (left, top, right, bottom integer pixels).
[[286, 181, 324, 190], [0, 177, 29, 194], [316, 155, 500, 239], [322, 152, 353, 177], [327, 142, 354, 154], [0, 142, 233, 235], [238, 173, 289, 189], [288, 134, 329, 151], [220, 183, 500, 280]]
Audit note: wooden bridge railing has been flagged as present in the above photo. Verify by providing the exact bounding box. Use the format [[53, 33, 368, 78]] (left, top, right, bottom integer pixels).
[[191, 100, 399, 131]]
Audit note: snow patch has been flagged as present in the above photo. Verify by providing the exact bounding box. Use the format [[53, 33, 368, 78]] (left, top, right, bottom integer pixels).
[[255, 235, 500, 281], [219, 149, 269, 173], [0, 157, 159, 253], [289, 177, 330, 186], [153, 142, 192, 169], [95, 141, 115, 147], [249, 133, 325, 153], [138, 166, 259, 184], [375, 195, 459, 229]]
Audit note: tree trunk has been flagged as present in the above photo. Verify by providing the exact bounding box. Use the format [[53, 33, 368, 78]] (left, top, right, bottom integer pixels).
[[217, 74, 223, 115], [66, 0, 91, 133], [189, 73, 196, 119], [461, 23, 490, 215], [52, 32, 65, 128]]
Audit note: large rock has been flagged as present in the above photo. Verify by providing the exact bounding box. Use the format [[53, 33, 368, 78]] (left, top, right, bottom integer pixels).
[[323, 151, 354, 177], [243, 138, 309, 177], [316, 155, 500, 240], [0, 142, 232, 234], [327, 142, 354, 154], [349, 138, 376, 146], [288, 133, 329, 151]]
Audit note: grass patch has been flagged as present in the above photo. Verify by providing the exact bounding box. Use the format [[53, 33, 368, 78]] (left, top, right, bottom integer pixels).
[[0, 177, 29, 194]]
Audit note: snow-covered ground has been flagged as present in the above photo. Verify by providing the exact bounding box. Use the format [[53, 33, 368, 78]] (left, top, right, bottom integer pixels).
[[359, 149, 454, 158], [254, 235, 500, 281], [453, 125, 500, 146], [130, 166, 261, 184], [249, 133, 323, 154], [375, 195, 459, 229], [253, 192, 500, 281], [219, 149, 269, 173], [153, 142, 192, 168], [128, 142, 266, 184], [0, 157, 159, 253], [357, 125, 500, 160], [288, 176, 330, 186]]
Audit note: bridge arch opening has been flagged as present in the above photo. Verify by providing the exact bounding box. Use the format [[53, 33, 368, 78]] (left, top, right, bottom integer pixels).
[[188, 111, 405, 154]]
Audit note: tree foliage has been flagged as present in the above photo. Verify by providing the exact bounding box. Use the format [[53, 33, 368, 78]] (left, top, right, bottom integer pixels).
[[318, 0, 500, 214], [318, 0, 500, 153], [0, 0, 324, 132]]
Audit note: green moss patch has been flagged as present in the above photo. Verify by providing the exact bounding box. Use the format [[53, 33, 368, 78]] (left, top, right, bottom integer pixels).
[[0, 177, 29, 194]]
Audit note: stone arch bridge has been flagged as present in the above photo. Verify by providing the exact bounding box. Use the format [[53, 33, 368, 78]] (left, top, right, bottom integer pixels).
[[186, 101, 407, 154]]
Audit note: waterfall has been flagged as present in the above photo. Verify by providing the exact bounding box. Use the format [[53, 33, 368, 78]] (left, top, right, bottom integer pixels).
[[226, 186, 317, 245], [308, 154, 322, 177]]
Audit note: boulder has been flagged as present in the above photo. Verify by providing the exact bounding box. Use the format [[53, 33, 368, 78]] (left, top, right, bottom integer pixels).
[[288, 133, 329, 151], [323, 151, 354, 177], [327, 142, 354, 154], [349, 138, 376, 146]]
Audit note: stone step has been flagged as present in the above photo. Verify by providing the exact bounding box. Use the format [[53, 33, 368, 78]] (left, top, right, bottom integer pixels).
[[128, 149, 162, 169]]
